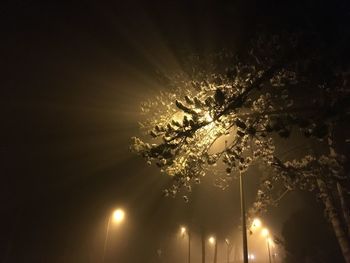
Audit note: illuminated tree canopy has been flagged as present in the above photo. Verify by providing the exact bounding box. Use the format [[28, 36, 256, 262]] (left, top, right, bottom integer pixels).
[[131, 33, 350, 261]]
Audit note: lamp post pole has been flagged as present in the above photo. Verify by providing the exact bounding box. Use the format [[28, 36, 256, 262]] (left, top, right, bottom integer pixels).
[[209, 237, 217, 263], [267, 239, 272, 263], [188, 229, 191, 263], [102, 209, 125, 263], [227, 245, 229, 263], [213, 239, 218, 263], [201, 228, 206, 263], [225, 239, 229, 263], [102, 216, 112, 263], [181, 226, 191, 263], [240, 172, 248, 263]]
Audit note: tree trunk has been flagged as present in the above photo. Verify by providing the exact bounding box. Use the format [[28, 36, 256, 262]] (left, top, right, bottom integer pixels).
[[317, 179, 350, 263], [328, 136, 350, 238], [337, 182, 350, 238]]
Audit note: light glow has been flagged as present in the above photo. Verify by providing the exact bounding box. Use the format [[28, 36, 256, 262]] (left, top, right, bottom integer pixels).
[[252, 218, 262, 229], [181, 226, 186, 235], [112, 209, 125, 223], [261, 228, 269, 237], [208, 236, 215, 244], [225, 238, 230, 245]]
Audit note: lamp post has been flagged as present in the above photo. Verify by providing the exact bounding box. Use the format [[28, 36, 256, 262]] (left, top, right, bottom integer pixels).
[[208, 236, 217, 263], [201, 228, 206, 263], [251, 218, 262, 230], [225, 238, 230, 263], [266, 238, 273, 263], [240, 172, 249, 263], [181, 226, 191, 263], [188, 230, 191, 263], [261, 228, 272, 263], [102, 208, 125, 263]]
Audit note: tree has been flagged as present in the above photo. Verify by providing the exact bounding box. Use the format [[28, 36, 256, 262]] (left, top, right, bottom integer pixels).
[[131, 33, 350, 262], [282, 206, 343, 263]]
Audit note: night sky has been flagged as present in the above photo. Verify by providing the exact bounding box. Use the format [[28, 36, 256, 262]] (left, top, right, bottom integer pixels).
[[1, 1, 349, 262]]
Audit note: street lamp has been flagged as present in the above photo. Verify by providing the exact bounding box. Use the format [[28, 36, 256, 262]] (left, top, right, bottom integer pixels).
[[267, 238, 274, 263], [112, 209, 125, 223], [261, 228, 269, 238], [103, 208, 125, 262], [225, 238, 230, 263], [208, 236, 217, 263], [251, 218, 262, 229], [173, 112, 249, 263], [248, 253, 256, 260], [180, 226, 191, 263], [261, 228, 272, 263], [209, 236, 215, 245], [239, 172, 249, 263]]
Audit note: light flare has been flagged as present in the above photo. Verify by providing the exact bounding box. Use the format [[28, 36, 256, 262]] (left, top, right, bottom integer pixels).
[[252, 218, 262, 229], [261, 228, 269, 237], [112, 209, 125, 223], [180, 226, 186, 235], [208, 236, 215, 244]]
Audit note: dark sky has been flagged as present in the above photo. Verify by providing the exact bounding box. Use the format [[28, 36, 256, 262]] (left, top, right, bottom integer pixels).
[[1, 0, 349, 262]]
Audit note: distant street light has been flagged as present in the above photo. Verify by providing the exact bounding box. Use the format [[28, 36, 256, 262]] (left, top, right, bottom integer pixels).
[[261, 228, 269, 238], [181, 226, 187, 236], [112, 209, 125, 223], [209, 236, 215, 245], [250, 218, 277, 263], [251, 218, 262, 229], [225, 238, 230, 263], [208, 236, 217, 263], [248, 253, 256, 260], [261, 228, 272, 263], [239, 172, 249, 263], [180, 226, 191, 263], [102, 208, 126, 262], [267, 238, 274, 263]]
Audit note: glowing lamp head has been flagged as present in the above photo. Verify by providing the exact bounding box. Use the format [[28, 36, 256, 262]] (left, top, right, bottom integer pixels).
[[181, 226, 186, 235], [208, 236, 215, 244], [261, 228, 269, 237], [112, 209, 125, 223], [252, 218, 262, 229]]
